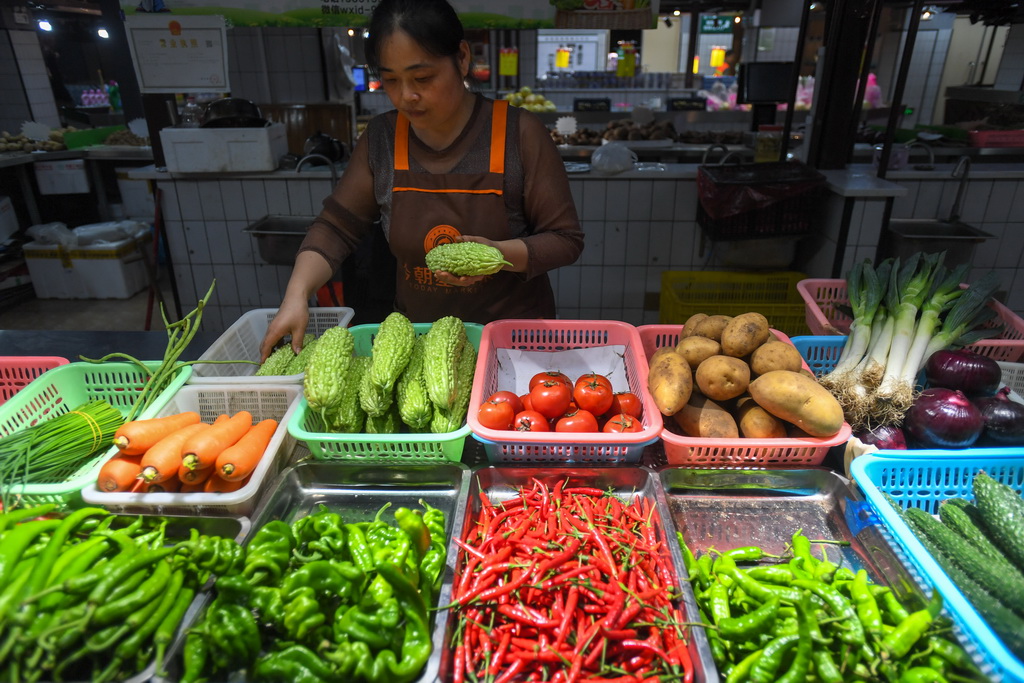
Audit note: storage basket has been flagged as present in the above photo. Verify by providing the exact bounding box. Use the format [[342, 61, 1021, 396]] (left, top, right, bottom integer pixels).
[[554, 7, 654, 30], [467, 319, 661, 464], [638, 324, 851, 467], [189, 307, 354, 384], [997, 362, 1024, 401], [0, 361, 192, 507], [790, 335, 846, 377], [0, 356, 68, 405], [851, 452, 1024, 682], [696, 161, 826, 241], [968, 129, 1024, 148], [798, 278, 1024, 362], [659, 270, 809, 337], [81, 384, 301, 517], [287, 322, 483, 463]]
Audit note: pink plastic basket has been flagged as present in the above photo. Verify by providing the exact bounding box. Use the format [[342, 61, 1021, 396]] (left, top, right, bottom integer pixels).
[[797, 278, 1024, 362], [467, 319, 662, 463], [637, 324, 851, 467], [0, 357, 69, 406]]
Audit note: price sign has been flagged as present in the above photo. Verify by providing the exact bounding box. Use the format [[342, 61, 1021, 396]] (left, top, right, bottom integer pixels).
[[573, 98, 611, 112], [499, 48, 518, 76], [668, 97, 707, 111]]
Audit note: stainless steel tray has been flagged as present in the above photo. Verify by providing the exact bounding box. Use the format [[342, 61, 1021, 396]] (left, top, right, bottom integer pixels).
[[155, 461, 471, 683], [436, 466, 716, 683], [659, 467, 942, 683]]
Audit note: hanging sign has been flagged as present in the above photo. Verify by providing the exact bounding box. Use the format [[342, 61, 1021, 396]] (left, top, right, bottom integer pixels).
[[125, 15, 229, 93], [499, 48, 519, 77], [700, 15, 734, 33]]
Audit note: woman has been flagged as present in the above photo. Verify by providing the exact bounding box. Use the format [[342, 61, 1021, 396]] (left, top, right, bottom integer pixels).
[[260, 0, 584, 360]]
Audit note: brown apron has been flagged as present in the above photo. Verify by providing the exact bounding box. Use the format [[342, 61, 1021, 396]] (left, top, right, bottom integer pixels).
[[388, 99, 556, 324]]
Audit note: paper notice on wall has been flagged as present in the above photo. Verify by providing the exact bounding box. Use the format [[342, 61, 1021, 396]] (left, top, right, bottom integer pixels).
[[125, 15, 229, 93]]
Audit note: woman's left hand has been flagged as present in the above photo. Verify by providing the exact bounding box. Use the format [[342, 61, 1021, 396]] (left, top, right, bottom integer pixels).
[[431, 235, 506, 287]]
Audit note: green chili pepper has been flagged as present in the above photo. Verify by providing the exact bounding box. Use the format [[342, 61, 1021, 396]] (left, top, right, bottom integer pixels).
[[882, 608, 933, 660], [293, 503, 346, 562], [253, 644, 340, 683], [214, 573, 254, 606], [812, 648, 844, 683], [718, 554, 802, 603], [696, 553, 713, 588], [900, 666, 951, 683], [791, 532, 816, 567], [180, 629, 209, 683], [250, 585, 286, 631], [724, 647, 764, 683], [283, 585, 327, 641], [345, 523, 375, 573], [0, 518, 61, 593], [155, 584, 196, 676], [395, 507, 430, 562], [851, 569, 883, 635], [775, 592, 813, 683], [242, 520, 295, 585], [0, 504, 56, 534], [749, 632, 799, 683], [718, 594, 780, 641], [418, 500, 446, 594], [881, 589, 911, 624], [791, 578, 865, 646], [335, 604, 395, 650], [708, 582, 731, 624], [926, 635, 979, 674], [92, 558, 172, 627], [281, 560, 360, 603], [746, 565, 796, 585], [206, 601, 262, 671], [174, 529, 245, 577]]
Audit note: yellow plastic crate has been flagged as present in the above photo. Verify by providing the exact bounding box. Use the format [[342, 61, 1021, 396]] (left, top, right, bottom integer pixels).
[[659, 270, 809, 338]]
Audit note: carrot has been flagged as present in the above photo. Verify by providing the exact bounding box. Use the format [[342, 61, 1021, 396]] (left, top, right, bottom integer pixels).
[[215, 419, 278, 482], [96, 454, 143, 492], [180, 481, 206, 493], [112, 412, 202, 456], [203, 474, 248, 493], [178, 460, 213, 486], [181, 411, 253, 472], [139, 422, 210, 483], [147, 478, 181, 493]]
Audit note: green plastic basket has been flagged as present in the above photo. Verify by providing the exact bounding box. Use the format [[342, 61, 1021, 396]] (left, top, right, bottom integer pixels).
[[287, 322, 482, 463], [0, 361, 192, 507]]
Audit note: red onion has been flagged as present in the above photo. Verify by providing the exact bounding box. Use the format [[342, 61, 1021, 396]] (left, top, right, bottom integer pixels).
[[974, 387, 1024, 446], [924, 349, 1002, 397], [904, 388, 984, 449], [855, 424, 907, 450]]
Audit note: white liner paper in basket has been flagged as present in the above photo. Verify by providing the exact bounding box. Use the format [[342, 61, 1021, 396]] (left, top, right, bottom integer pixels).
[[497, 346, 628, 394]]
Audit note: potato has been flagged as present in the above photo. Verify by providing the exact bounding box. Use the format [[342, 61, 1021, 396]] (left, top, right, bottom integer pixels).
[[647, 347, 693, 416], [675, 336, 721, 370], [673, 393, 739, 438], [680, 313, 708, 339], [720, 312, 771, 358], [749, 340, 805, 376], [736, 396, 788, 438], [695, 355, 750, 402], [748, 370, 845, 437], [798, 368, 818, 380], [692, 315, 732, 341]]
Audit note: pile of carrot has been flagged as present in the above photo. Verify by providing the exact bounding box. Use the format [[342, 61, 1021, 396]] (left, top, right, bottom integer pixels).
[[95, 410, 278, 494]]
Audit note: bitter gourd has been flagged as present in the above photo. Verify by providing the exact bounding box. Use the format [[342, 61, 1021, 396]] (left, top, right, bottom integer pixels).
[[397, 336, 432, 430], [423, 316, 468, 412], [368, 312, 415, 392], [365, 404, 401, 434], [256, 345, 296, 376], [359, 363, 392, 417], [430, 343, 477, 433], [973, 471, 1024, 569], [303, 325, 354, 413], [329, 355, 370, 433], [424, 242, 512, 276], [284, 335, 317, 375]]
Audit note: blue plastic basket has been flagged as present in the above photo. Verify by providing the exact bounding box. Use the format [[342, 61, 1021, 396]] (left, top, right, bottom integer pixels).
[[790, 335, 845, 377], [851, 451, 1024, 682]]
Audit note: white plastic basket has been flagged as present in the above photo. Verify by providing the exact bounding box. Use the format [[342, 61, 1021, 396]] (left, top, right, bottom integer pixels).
[[81, 384, 302, 517], [998, 361, 1024, 403], [188, 307, 354, 384]]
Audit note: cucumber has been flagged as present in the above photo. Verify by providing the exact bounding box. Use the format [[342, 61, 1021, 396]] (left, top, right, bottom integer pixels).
[[939, 499, 1019, 564], [972, 471, 1024, 570], [904, 508, 1024, 659], [905, 507, 1024, 617]]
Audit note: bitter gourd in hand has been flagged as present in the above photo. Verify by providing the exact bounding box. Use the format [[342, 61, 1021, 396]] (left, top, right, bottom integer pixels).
[[397, 336, 432, 430], [285, 335, 317, 374], [424, 242, 512, 276], [256, 345, 296, 376], [423, 316, 468, 412], [303, 326, 354, 413]]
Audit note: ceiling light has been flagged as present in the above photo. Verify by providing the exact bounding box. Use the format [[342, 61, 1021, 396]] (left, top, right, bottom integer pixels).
[[347, 28, 355, 36], [673, 9, 680, 16], [97, 28, 109, 38], [38, 19, 52, 31], [734, 15, 741, 23]]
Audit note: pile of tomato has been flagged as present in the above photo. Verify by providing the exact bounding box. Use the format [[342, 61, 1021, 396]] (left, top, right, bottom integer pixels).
[[477, 371, 644, 433]]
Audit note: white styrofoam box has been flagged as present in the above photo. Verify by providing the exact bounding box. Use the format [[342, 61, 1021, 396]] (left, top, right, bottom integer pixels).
[[159, 123, 287, 173], [33, 159, 90, 194], [81, 384, 301, 517], [189, 307, 355, 384], [22, 234, 150, 299], [115, 167, 155, 219], [0, 196, 19, 243]]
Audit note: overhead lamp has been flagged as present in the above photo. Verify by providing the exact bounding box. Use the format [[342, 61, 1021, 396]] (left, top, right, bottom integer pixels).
[[673, 9, 680, 16], [97, 28, 109, 38], [347, 28, 355, 36], [38, 19, 52, 31], [734, 15, 741, 23], [921, 5, 939, 19]]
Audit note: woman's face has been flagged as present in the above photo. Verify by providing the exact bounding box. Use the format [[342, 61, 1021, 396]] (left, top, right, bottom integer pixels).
[[378, 30, 470, 132]]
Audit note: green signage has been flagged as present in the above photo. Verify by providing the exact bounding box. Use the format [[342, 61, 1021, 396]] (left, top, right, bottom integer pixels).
[[701, 15, 734, 33]]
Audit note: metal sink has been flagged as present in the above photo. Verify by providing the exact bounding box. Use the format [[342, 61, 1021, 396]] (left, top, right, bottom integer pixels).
[[243, 215, 316, 265], [885, 218, 993, 267]]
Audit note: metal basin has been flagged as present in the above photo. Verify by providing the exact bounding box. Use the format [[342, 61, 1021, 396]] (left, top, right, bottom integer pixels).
[[886, 218, 993, 267], [243, 214, 316, 265]]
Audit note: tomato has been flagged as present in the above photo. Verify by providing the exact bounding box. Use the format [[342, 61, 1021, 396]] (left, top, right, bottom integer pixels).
[[529, 371, 572, 391], [555, 409, 599, 433], [476, 399, 515, 430], [530, 381, 573, 420], [573, 379, 613, 416], [513, 410, 551, 432], [603, 413, 642, 433], [608, 391, 642, 419], [487, 390, 523, 415], [520, 393, 533, 412], [575, 373, 612, 391]]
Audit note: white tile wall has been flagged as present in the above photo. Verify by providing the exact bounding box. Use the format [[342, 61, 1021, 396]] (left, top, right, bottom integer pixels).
[[995, 24, 1024, 91]]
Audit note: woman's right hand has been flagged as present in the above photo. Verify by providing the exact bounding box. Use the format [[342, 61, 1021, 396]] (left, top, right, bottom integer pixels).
[[259, 296, 310, 362]]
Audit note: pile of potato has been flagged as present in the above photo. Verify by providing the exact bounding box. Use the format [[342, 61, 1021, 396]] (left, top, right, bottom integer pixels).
[[647, 312, 845, 440], [0, 128, 73, 153]]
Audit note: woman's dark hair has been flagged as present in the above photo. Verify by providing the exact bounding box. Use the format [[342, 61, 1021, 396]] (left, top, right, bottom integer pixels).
[[365, 0, 465, 74]]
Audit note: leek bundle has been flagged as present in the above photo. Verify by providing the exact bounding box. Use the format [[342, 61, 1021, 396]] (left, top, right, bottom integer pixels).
[[820, 254, 1003, 429]]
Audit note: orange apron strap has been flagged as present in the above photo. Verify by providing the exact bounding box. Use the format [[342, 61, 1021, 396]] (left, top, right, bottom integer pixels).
[[394, 113, 411, 171], [489, 100, 508, 175]]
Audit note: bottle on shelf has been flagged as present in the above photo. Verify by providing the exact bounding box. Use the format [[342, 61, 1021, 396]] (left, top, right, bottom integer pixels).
[[179, 96, 202, 128]]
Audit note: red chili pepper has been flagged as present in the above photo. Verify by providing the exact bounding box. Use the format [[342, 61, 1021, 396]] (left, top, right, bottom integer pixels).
[[453, 642, 466, 683], [564, 486, 605, 496], [493, 657, 526, 683], [497, 604, 560, 629], [488, 629, 512, 676]]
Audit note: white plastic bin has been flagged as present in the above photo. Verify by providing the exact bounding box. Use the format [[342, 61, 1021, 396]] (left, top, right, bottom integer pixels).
[[22, 232, 149, 299]]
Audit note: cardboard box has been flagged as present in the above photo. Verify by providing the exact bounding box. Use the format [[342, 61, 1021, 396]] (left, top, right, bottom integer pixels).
[[33, 160, 90, 195], [159, 123, 288, 173], [23, 234, 149, 299]]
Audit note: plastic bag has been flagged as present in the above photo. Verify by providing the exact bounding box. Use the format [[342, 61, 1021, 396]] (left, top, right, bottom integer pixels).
[[696, 162, 825, 221], [590, 142, 637, 175], [73, 220, 149, 245], [26, 222, 77, 249]]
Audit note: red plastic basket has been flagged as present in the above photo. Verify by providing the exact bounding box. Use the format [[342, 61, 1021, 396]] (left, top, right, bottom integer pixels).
[[467, 319, 662, 463], [637, 325, 851, 467], [797, 278, 1024, 362], [0, 357, 69, 406]]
